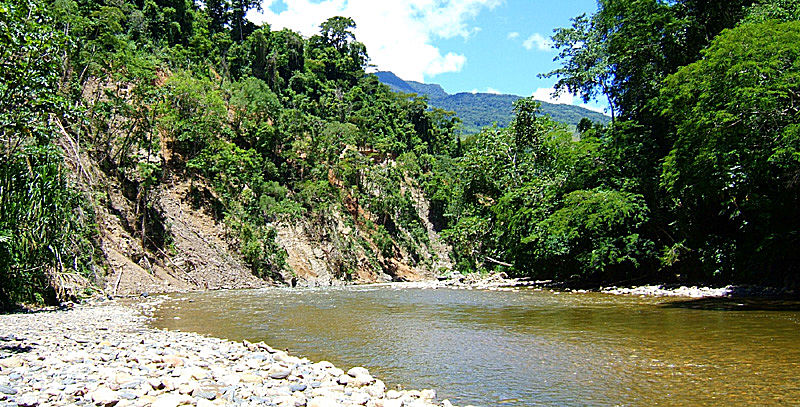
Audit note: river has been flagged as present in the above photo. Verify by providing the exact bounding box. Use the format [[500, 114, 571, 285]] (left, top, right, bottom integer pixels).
[[151, 286, 800, 406]]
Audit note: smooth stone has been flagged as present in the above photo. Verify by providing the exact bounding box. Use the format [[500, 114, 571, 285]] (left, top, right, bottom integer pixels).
[[0, 387, 16, 396], [15, 394, 38, 407], [196, 399, 215, 407], [307, 397, 338, 407], [185, 367, 208, 380], [151, 393, 192, 407], [117, 392, 137, 400], [240, 374, 263, 384], [366, 380, 386, 398], [113, 373, 133, 385], [350, 392, 370, 405], [385, 390, 402, 400], [382, 399, 402, 407], [194, 391, 216, 400], [274, 386, 293, 397], [289, 383, 307, 392], [119, 380, 141, 390], [346, 367, 369, 378], [351, 374, 374, 387], [0, 359, 22, 369], [219, 375, 240, 386], [162, 356, 184, 367], [91, 386, 119, 406], [420, 389, 436, 400], [268, 367, 291, 380], [177, 383, 197, 395]]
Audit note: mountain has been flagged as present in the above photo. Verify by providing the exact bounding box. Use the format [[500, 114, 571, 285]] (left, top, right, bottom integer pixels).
[[374, 71, 611, 134]]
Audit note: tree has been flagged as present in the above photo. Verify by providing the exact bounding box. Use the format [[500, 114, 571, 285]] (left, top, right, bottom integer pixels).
[[319, 16, 357, 52], [308, 17, 368, 85], [542, 14, 617, 122], [742, 0, 800, 23], [0, 0, 96, 307], [660, 21, 800, 283], [230, 0, 259, 42], [204, 0, 230, 33]]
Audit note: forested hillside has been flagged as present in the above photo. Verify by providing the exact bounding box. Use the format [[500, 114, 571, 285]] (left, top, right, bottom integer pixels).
[[1, 0, 799, 307], [435, 0, 800, 287], [375, 71, 611, 134], [0, 0, 458, 307]]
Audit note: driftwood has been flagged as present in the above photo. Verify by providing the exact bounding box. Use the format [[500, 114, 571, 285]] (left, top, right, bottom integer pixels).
[[485, 256, 514, 268]]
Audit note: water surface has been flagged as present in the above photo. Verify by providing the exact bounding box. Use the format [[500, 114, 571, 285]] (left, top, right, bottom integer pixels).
[[152, 286, 800, 406]]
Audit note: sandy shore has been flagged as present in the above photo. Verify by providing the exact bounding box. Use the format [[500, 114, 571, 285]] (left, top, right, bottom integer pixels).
[[0, 301, 451, 407]]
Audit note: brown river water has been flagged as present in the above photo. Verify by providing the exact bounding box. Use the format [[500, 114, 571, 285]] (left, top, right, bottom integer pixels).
[[151, 286, 800, 406]]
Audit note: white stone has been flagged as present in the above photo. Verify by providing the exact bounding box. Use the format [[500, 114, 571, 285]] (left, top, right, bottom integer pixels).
[[351, 374, 374, 387], [91, 386, 119, 406], [382, 399, 402, 407], [347, 367, 369, 377], [151, 393, 192, 407], [385, 390, 402, 400], [307, 397, 339, 407]]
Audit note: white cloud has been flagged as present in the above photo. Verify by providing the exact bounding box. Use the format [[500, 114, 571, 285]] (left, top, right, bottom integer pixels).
[[486, 87, 501, 94], [577, 103, 608, 114], [522, 33, 553, 51], [250, 0, 503, 82], [507, 31, 519, 39], [532, 87, 611, 116], [532, 87, 573, 105]]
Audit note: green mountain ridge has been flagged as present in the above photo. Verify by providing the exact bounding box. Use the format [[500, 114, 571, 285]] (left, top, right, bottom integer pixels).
[[374, 71, 610, 133]]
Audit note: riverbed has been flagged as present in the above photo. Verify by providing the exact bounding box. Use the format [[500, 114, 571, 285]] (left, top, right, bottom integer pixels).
[[152, 286, 800, 406]]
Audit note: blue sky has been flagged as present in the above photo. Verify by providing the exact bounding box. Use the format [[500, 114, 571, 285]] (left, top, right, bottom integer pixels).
[[249, 0, 606, 114]]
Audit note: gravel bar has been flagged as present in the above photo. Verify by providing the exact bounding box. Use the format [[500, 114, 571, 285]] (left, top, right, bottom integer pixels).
[[0, 301, 453, 407]]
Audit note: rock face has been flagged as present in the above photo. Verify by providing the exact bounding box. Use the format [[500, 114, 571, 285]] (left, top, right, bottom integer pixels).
[[0, 301, 450, 407]]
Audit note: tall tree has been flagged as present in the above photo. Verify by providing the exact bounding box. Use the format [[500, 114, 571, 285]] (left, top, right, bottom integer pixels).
[[660, 21, 800, 283], [230, 0, 259, 42]]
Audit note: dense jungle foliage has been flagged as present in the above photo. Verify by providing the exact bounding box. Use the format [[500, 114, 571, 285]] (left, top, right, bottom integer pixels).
[[1, 0, 799, 306]]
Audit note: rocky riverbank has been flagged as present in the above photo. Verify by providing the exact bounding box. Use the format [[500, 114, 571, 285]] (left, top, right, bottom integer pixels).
[[0, 301, 452, 407], [394, 273, 796, 299]]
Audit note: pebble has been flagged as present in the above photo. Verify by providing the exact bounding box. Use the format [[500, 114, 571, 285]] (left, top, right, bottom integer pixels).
[[90, 386, 119, 406], [351, 374, 374, 387], [15, 394, 38, 407], [0, 358, 22, 369], [347, 367, 369, 377], [241, 373, 263, 383], [268, 367, 292, 379], [0, 302, 448, 407]]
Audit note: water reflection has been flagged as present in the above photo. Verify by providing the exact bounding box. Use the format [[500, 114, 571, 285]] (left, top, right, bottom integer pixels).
[[152, 287, 800, 406]]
